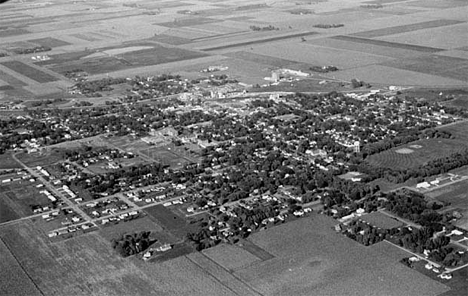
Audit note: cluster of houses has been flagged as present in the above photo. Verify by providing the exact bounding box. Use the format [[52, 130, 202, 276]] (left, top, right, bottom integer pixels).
[[48, 222, 95, 238], [83, 197, 130, 218], [100, 210, 140, 225]]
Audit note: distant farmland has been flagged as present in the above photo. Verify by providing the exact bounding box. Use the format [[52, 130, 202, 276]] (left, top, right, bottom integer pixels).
[[1, 61, 58, 83], [49, 46, 207, 75]]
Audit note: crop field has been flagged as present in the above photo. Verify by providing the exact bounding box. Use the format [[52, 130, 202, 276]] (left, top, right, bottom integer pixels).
[[366, 138, 468, 170], [202, 31, 320, 52], [50, 46, 207, 75], [232, 214, 449, 296], [306, 37, 428, 59], [27, 37, 71, 48], [186, 252, 259, 296], [0, 196, 20, 223], [145, 205, 197, 239], [351, 19, 464, 38], [98, 216, 163, 241], [0, 220, 236, 296], [0, 28, 29, 38], [360, 211, 404, 229], [202, 243, 261, 271], [0, 238, 41, 296], [225, 51, 299, 68], [332, 35, 444, 53], [1, 61, 58, 83], [382, 54, 468, 82], [149, 34, 192, 45], [158, 17, 221, 28]]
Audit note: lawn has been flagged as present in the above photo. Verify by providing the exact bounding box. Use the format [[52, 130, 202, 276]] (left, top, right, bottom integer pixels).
[[0, 220, 235, 296], [232, 214, 449, 296]]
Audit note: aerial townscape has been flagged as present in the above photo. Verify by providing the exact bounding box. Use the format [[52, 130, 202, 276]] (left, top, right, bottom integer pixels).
[[1, 0, 468, 295]]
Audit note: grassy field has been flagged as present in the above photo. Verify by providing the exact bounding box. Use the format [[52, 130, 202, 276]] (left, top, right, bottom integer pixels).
[[1, 61, 58, 83], [232, 214, 449, 296], [0, 152, 22, 169], [0, 178, 52, 218], [366, 138, 468, 170], [0, 220, 236, 296], [16, 149, 64, 167], [360, 211, 404, 229], [145, 205, 197, 240], [98, 216, 163, 242]]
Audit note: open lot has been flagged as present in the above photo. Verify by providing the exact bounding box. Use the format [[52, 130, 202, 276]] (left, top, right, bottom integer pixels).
[[232, 214, 449, 296], [98, 216, 163, 242], [0, 220, 236, 296], [145, 204, 197, 240], [0, 177, 54, 219]]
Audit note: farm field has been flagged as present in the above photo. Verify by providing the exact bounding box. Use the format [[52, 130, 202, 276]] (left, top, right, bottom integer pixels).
[[0, 0, 467, 100], [0, 220, 236, 296], [232, 214, 449, 296], [1, 61, 58, 83], [202, 243, 261, 271], [0, 238, 41, 296]]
